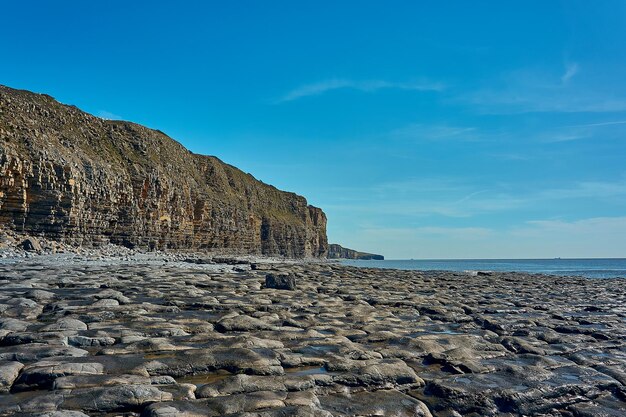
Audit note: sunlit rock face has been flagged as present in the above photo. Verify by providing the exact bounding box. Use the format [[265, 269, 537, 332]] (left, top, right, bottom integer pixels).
[[0, 85, 328, 257]]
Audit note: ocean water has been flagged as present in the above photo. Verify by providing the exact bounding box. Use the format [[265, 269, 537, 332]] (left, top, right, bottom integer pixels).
[[339, 258, 626, 279]]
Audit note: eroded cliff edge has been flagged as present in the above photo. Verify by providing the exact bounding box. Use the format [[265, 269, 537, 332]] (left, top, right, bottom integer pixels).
[[0, 85, 328, 257]]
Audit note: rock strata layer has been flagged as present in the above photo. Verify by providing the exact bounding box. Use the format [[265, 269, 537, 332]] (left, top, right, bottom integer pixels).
[[0, 255, 624, 416], [0, 85, 327, 257]]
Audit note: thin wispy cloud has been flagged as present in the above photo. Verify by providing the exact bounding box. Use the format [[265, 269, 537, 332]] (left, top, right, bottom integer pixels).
[[538, 179, 626, 200], [371, 177, 471, 194], [541, 119, 626, 142], [276, 78, 445, 103], [361, 226, 494, 240], [486, 153, 532, 161], [510, 216, 626, 252], [347, 216, 626, 259], [561, 62, 579, 84], [459, 89, 626, 114], [451, 179, 626, 215], [565, 120, 626, 128], [454, 64, 626, 114], [97, 110, 123, 120], [389, 124, 478, 141], [523, 216, 626, 233], [453, 190, 490, 205], [388, 121, 602, 145], [540, 132, 590, 143], [324, 177, 626, 220]]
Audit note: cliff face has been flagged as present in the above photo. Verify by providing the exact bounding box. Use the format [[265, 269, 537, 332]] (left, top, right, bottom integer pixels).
[[0, 85, 328, 257], [327, 244, 384, 260]]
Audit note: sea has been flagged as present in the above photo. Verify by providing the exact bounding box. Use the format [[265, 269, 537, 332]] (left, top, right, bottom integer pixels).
[[339, 258, 626, 279]]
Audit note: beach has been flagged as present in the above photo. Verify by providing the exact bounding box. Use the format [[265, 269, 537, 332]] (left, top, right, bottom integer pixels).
[[2, 4, 626, 416], [0, 254, 624, 416]]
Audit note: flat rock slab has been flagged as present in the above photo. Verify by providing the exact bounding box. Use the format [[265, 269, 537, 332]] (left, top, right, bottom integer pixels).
[[319, 389, 433, 417], [0, 258, 624, 416], [0, 361, 23, 392]]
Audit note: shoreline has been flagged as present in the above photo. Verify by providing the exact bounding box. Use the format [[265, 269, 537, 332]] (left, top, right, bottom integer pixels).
[[338, 258, 626, 279], [5, 253, 624, 283], [0, 254, 624, 416], [3, 247, 624, 280]]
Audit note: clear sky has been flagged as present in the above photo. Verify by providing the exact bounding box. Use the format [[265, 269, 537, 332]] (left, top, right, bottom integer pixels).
[[2, 1, 626, 259]]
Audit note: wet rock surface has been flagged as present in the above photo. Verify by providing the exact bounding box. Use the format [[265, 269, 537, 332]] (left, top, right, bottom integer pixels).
[[0, 256, 624, 416]]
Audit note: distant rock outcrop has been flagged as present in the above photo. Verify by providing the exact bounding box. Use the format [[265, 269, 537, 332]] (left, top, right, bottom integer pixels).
[[0, 85, 328, 257], [327, 244, 384, 260]]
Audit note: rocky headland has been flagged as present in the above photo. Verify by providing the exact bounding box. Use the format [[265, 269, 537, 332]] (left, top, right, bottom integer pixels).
[[0, 85, 327, 258], [0, 253, 624, 416], [327, 244, 384, 260]]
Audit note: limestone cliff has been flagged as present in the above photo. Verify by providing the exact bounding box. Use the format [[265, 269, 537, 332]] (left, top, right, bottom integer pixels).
[[327, 244, 384, 260], [0, 85, 328, 257]]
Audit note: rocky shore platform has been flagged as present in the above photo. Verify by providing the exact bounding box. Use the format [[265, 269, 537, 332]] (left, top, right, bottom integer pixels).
[[0, 254, 624, 417]]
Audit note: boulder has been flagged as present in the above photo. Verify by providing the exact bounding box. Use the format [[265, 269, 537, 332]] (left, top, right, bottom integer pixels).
[[41, 318, 88, 332], [21, 237, 42, 252], [265, 273, 297, 290]]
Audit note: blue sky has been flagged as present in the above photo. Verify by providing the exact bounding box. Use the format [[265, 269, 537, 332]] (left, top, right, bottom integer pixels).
[[2, 1, 626, 258]]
